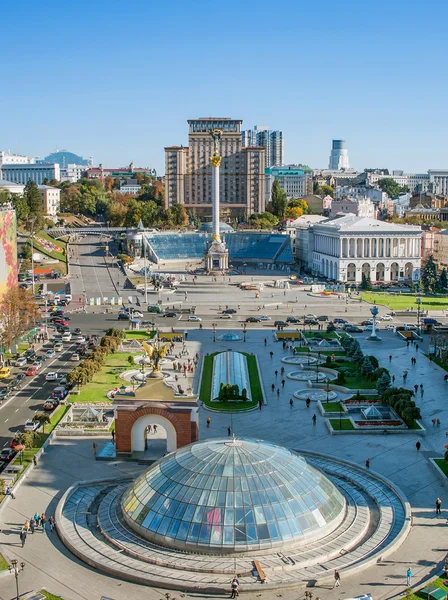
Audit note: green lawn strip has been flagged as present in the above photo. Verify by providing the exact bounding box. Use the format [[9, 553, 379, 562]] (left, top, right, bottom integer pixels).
[[303, 331, 338, 339], [294, 347, 346, 356], [329, 419, 355, 431], [434, 459, 448, 476], [72, 352, 130, 403], [404, 419, 423, 430], [199, 352, 260, 411], [361, 292, 448, 311], [321, 402, 342, 413], [124, 330, 156, 340], [40, 592, 65, 600], [343, 375, 377, 390], [402, 577, 448, 600], [424, 354, 448, 372], [0, 552, 9, 570]]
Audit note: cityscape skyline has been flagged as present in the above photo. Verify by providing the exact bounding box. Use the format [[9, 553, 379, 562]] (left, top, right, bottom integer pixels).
[[3, 0, 448, 173]]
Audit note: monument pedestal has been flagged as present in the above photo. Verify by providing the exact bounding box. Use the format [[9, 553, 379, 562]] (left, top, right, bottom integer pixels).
[[206, 239, 229, 271]]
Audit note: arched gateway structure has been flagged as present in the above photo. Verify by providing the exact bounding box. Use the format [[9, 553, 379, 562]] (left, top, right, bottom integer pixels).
[[115, 402, 199, 454]]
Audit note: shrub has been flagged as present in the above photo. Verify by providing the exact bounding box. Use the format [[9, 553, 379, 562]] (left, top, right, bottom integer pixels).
[[336, 371, 346, 385], [326, 355, 332, 366], [326, 323, 336, 333], [376, 372, 391, 395], [368, 355, 379, 369]]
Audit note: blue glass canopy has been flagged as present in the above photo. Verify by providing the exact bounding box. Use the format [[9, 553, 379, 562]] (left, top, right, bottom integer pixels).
[[121, 438, 346, 554]]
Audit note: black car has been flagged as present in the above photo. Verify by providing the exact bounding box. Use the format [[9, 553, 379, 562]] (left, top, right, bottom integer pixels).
[[0, 388, 10, 400], [15, 373, 25, 385], [304, 318, 318, 325], [317, 315, 329, 322], [162, 312, 177, 318], [345, 325, 363, 333], [117, 312, 129, 321], [274, 320, 288, 327], [222, 308, 237, 314], [333, 318, 348, 324], [74, 328, 82, 335], [286, 317, 300, 323], [246, 317, 261, 323]]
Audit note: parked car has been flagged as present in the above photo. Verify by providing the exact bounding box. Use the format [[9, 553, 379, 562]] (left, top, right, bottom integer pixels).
[[0, 367, 11, 379], [75, 336, 86, 343], [385, 324, 395, 330], [74, 328, 82, 335], [43, 399, 59, 411], [317, 315, 329, 322], [25, 366, 37, 376], [274, 320, 288, 327], [15, 357, 27, 367], [0, 448, 16, 462], [345, 325, 363, 333], [187, 316, 202, 321], [333, 318, 348, 324], [258, 315, 271, 320], [45, 372, 58, 381], [305, 314, 317, 320], [286, 317, 300, 323], [222, 308, 237, 314], [219, 314, 232, 319], [46, 349, 56, 359], [24, 420, 39, 431]]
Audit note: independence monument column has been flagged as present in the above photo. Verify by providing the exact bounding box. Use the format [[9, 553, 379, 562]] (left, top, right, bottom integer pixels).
[[205, 128, 229, 272]]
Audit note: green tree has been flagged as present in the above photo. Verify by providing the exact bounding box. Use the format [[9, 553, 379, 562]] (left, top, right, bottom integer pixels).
[[140, 200, 159, 226], [271, 181, 288, 218], [377, 178, 402, 197], [320, 185, 334, 197], [360, 273, 372, 290], [376, 372, 391, 395], [439, 268, 448, 291], [24, 181, 44, 229], [34, 412, 51, 433], [421, 255, 438, 292], [15, 430, 40, 449], [360, 356, 375, 377]]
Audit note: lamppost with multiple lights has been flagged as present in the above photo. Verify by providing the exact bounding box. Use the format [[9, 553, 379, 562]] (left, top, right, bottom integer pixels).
[[242, 322, 247, 342], [9, 560, 25, 600], [416, 296, 422, 332], [212, 323, 217, 342]]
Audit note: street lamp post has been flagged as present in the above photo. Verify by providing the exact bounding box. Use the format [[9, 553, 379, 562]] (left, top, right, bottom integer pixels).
[[9, 560, 25, 600], [212, 323, 217, 342], [416, 296, 422, 332], [242, 323, 247, 342], [316, 351, 321, 379]]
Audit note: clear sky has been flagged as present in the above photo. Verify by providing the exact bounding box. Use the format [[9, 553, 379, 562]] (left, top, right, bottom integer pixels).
[[2, 0, 448, 174]]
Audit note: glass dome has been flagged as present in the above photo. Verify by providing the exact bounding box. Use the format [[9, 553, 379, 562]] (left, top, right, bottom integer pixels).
[[199, 222, 234, 233], [121, 438, 346, 554]]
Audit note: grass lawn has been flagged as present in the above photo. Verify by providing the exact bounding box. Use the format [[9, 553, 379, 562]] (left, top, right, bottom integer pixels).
[[199, 352, 261, 411], [303, 331, 339, 339], [32, 232, 68, 274], [0, 552, 8, 570], [424, 354, 448, 372], [434, 458, 448, 476], [361, 292, 448, 311], [73, 352, 129, 403], [294, 347, 346, 356], [329, 418, 355, 431], [124, 330, 156, 340], [321, 401, 342, 412], [403, 577, 448, 600], [40, 592, 65, 600], [405, 419, 424, 430]]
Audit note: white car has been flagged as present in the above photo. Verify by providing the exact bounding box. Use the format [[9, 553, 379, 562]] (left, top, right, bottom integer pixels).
[[75, 336, 86, 343], [70, 353, 80, 361], [219, 314, 232, 319], [259, 315, 272, 320], [305, 314, 317, 319], [187, 316, 201, 321], [15, 357, 27, 367], [46, 372, 58, 381], [403, 324, 417, 331], [380, 315, 393, 321], [385, 324, 395, 330], [364, 325, 381, 332], [24, 420, 39, 432], [54, 343, 64, 352], [130, 310, 144, 318], [62, 333, 72, 342], [46, 349, 56, 358]]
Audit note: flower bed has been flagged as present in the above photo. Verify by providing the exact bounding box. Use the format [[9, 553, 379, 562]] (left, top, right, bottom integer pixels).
[[344, 399, 382, 405]]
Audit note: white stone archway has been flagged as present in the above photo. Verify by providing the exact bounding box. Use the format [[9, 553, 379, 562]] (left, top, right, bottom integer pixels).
[[131, 414, 177, 453]]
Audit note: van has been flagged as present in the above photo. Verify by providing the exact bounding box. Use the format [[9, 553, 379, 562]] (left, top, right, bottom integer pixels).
[[52, 386, 68, 400], [147, 305, 162, 313]]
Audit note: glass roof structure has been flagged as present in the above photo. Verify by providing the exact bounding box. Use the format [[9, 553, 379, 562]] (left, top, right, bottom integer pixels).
[[212, 351, 251, 401], [121, 438, 346, 554]]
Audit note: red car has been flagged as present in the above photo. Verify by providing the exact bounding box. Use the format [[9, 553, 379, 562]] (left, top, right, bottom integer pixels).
[[25, 366, 37, 376], [53, 319, 68, 326]]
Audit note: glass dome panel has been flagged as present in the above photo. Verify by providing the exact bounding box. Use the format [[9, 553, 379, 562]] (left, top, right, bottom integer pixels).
[[121, 438, 346, 554]]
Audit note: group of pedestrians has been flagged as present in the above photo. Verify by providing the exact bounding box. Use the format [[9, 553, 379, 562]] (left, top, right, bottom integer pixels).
[[20, 513, 54, 547]]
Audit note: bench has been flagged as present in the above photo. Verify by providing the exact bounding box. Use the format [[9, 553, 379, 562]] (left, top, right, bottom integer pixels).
[[3, 464, 22, 474], [253, 559, 266, 583]]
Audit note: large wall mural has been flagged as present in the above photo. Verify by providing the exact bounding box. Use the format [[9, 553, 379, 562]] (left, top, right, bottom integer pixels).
[[0, 209, 18, 301]]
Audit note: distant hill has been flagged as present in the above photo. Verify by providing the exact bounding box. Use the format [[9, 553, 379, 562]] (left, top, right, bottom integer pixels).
[[44, 150, 89, 166]]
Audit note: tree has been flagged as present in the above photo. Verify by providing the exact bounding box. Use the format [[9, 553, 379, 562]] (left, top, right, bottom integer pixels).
[[140, 200, 159, 226], [360, 273, 372, 291], [326, 322, 336, 333], [271, 181, 288, 218], [352, 346, 364, 363], [285, 206, 303, 219], [34, 412, 51, 433], [0, 287, 40, 349], [15, 430, 40, 449], [439, 268, 448, 291], [377, 178, 405, 198], [320, 185, 334, 197], [360, 356, 375, 377], [376, 372, 391, 395], [23, 181, 44, 230], [421, 255, 438, 292]]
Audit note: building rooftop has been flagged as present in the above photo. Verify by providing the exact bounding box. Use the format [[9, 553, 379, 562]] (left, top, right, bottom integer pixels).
[[316, 214, 421, 233]]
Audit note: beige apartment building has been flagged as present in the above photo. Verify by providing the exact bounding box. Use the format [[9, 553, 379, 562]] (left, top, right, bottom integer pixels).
[[39, 185, 60, 216], [433, 229, 448, 269], [165, 118, 265, 220]]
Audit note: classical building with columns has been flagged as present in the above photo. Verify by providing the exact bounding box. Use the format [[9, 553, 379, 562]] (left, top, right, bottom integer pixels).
[[311, 215, 421, 283]]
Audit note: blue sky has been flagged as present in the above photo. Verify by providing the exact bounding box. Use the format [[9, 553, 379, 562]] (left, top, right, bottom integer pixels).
[[2, 0, 447, 174]]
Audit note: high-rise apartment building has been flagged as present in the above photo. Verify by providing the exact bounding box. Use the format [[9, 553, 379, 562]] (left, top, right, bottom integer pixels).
[[165, 118, 266, 220], [0, 151, 35, 165], [328, 140, 350, 170], [241, 125, 284, 168]]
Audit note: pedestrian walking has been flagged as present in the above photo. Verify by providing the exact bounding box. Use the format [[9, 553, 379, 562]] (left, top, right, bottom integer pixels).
[[34, 512, 40, 526], [271, 383, 275, 392], [421, 388, 424, 398], [392, 375, 396, 384], [264, 338, 267, 346], [437, 418, 441, 427], [416, 344, 419, 351], [389, 355, 392, 362], [30, 518, 35, 534], [312, 413, 317, 425], [281, 379, 285, 388], [259, 399, 263, 410], [277, 388, 280, 398], [153, 424, 157, 433], [269, 351, 273, 359], [289, 398, 294, 407], [407, 567, 413, 587], [33, 455, 37, 467], [20, 530, 27, 547], [230, 577, 239, 598], [436, 498, 442, 515], [414, 384, 418, 394], [206, 417, 211, 427], [49, 515, 55, 532], [333, 569, 341, 588], [416, 440, 421, 451], [274, 370, 278, 378], [306, 397, 311, 408], [41, 513, 47, 532], [365, 458, 370, 469], [92, 442, 97, 457], [281, 367, 285, 375], [403, 371, 408, 383], [227, 426, 231, 436]]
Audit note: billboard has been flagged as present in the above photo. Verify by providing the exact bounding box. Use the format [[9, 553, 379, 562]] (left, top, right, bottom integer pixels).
[[0, 209, 18, 301]]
